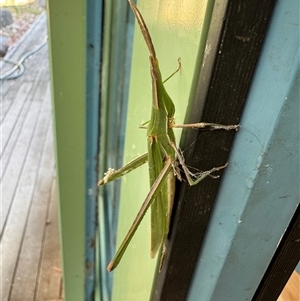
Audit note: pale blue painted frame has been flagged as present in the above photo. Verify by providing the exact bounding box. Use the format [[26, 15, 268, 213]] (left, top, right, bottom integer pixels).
[[187, 0, 299, 300]]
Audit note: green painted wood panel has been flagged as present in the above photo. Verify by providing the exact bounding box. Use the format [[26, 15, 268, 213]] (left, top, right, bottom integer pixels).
[[47, 1, 87, 300], [111, 0, 213, 300]]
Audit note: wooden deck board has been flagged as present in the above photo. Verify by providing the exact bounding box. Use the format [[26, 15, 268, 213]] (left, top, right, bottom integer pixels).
[[36, 180, 63, 301], [1, 91, 51, 299], [9, 125, 55, 300], [278, 271, 300, 301], [0, 63, 50, 232], [0, 44, 49, 146], [0, 13, 61, 301]]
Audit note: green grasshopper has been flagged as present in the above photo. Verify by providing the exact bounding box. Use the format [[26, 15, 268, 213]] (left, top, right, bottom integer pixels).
[[98, 0, 239, 272]]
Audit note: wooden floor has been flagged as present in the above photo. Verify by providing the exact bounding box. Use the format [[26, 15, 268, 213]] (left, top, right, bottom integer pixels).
[[278, 271, 300, 301], [0, 13, 62, 301]]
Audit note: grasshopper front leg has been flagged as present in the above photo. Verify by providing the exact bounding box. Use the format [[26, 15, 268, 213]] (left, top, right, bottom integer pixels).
[[98, 153, 148, 185]]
